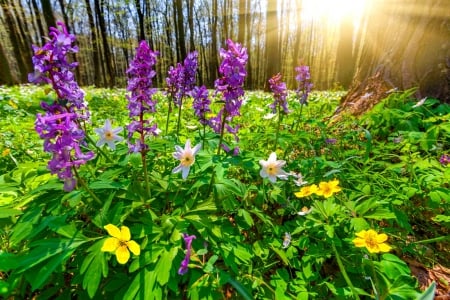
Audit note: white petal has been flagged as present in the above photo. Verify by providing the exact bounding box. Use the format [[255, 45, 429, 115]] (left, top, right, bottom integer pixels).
[[268, 175, 277, 183], [96, 138, 106, 147], [268, 152, 277, 162], [259, 159, 268, 167], [192, 143, 202, 155], [172, 164, 182, 174], [181, 166, 190, 179], [185, 139, 192, 151], [112, 127, 123, 134], [104, 119, 112, 130], [175, 145, 184, 153], [260, 169, 268, 178], [106, 141, 116, 150]]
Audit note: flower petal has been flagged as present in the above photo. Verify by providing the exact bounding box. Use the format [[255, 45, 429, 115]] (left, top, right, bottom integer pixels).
[[355, 230, 368, 238], [172, 164, 182, 174], [104, 224, 122, 239], [376, 233, 388, 243], [268, 152, 277, 162], [377, 243, 392, 253], [101, 237, 119, 252], [127, 240, 141, 256], [192, 143, 202, 155], [116, 245, 130, 264], [185, 139, 192, 151], [181, 166, 190, 180], [352, 237, 366, 248], [120, 226, 131, 241]]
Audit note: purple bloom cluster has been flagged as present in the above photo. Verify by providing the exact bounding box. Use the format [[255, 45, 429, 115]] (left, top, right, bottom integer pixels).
[[210, 39, 248, 152], [191, 85, 211, 125], [166, 51, 198, 106], [295, 65, 313, 105], [30, 22, 93, 191], [178, 233, 196, 275], [439, 154, 450, 166], [126, 40, 159, 153], [268, 73, 290, 114]]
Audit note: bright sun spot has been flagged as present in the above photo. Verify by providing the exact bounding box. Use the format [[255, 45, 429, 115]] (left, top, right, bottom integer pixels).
[[301, 0, 367, 23]]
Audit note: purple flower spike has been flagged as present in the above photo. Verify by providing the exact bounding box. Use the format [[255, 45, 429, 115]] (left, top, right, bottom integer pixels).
[[210, 39, 248, 152], [295, 65, 313, 105], [192, 86, 211, 125], [29, 22, 93, 191], [166, 51, 198, 106], [269, 73, 290, 114], [178, 233, 196, 275], [126, 40, 159, 152], [439, 154, 450, 166]]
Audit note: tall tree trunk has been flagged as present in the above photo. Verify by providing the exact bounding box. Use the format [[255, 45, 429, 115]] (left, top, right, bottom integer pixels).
[[135, 0, 145, 40], [0, 0, 32, 82], [85, 0, 101, 86], [265, 0, 280, 89], [174, 0, 186, 61], [335, 18, 355, 89], [244, 0, 252, 89], [0, 42, 15, 84], [40, 0, 56, 29], [187, 0, 195, 51], [337, 0, 449, 118], [209, 0, 219, 86], [57, 0, 71, 31], [94, 0, 115, 86], [237, 0, 246, 44], [31, 0, 46, 42]]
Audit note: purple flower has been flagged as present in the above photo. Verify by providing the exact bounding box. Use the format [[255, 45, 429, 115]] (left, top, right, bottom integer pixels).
[[210, 39, 248, 152], [166, 51, 198, 106], [295, 65, 313, 105], [439, 154, 450, 166], [126, 40, 159, 152], [29, 22, 93, 191], [325, 138, 337, 145], [178, 233, 196, 275], [192, 86, 211, 125], [269, 73, 290, 114]]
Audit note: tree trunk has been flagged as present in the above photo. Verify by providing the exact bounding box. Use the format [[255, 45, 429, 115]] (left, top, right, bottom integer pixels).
[[265, 0, 280, 89], [135, 0, 145, 40], [40, 0, 56, 29], [0, 42, 15, 84], [337, 0, 449, 118], [174, 0, 186, 61], [0, 0, 32, 82], [209, 0, 219, 86], [187, 0, 195, 51], [84, 0, 101, 86], [31, 0, 46, 42], [94, 0, 115, 86], [335, 18, 356, 89]]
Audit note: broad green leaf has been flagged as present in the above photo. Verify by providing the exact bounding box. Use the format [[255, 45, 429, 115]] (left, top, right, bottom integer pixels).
[[154, 247, 178, 285]]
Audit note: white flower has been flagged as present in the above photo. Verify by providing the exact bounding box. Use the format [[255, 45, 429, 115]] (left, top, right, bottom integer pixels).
[[290, 172, 308, 186], [282, 232, 291, 249], [172, 139, 201, 180], [263, 113, 277, 120], [297, 206, 313, 216], [94, 119, 123, 150], [259, 152, 289, 183], [412, 97, 427, 108]]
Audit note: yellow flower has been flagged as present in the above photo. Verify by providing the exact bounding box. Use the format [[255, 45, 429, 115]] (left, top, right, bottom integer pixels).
[[2, 149, 10, 157], [294, 184, 319, 198], [101, 224, 141, 264], [316, 179, 341, 198], [352, 229, 392, 253]]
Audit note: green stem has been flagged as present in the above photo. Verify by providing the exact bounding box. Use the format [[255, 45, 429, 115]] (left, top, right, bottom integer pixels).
[[176, 96, 183, 139], [332, 241, 361, 300], [295, 103, 304, 132], [216, 111, 228, 155], [73, 166, 102, 205], [274, 105, 282, 151], [141, 150, 151, 198], [165, 96, 172, 136], [85, 134, 113, 163]]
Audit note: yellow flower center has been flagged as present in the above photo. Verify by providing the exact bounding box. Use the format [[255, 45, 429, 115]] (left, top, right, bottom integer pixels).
[[105, 130, 114, 141], [365, 232, 378, 249], [181, 153, 194, 167], [267, 163, 277, 176]]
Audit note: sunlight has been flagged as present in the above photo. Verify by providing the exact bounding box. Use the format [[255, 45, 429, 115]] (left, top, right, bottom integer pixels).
[[301, 0, 367, 23]]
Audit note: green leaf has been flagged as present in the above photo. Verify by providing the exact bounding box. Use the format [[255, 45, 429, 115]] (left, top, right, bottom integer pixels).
[[271, 246, 289, 266], [81, 240, 108, 298], [0, 208, 22, 218], [418, 282, 436, 300], [226, 276, 253, 300], [154, 247, 178, 285]]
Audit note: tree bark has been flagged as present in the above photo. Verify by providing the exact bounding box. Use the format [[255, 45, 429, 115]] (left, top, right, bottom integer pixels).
[[135, 0, 145, 41], [40, 0, 56, 29], [337, 0, 449, 118], [84, 0, 101, 86], [0, 42, 15, 84], [265, 0, 280, 89], [174, 0, 186, 61], [94, 0, 115, 86]]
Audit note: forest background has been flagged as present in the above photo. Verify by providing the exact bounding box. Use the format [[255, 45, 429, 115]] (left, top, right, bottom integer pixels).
[[0, 0, 448, 104]]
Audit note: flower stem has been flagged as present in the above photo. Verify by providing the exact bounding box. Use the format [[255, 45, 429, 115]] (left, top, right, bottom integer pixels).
[[165, 96, 172, 136], [176, 96, 183, 139], [295, 103, 304, 132], [217, 111, 228, 155], [73, 166, 102, 205], [274, 104, 282, 151], [332, 241, 361, 300]]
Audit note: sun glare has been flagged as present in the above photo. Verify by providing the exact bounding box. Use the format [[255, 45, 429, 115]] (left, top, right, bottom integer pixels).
[[301, 0, 367, 23]]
